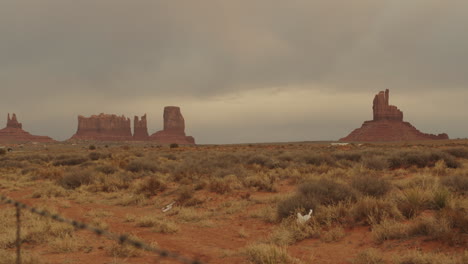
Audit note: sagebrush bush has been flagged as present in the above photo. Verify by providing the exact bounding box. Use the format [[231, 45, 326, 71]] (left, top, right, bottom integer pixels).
[[388, 150, 461, 169], [443, 147, 468, 159], [397, 188, 431, 218], [361, 156, 389, 170], [332, 151, 362, 162], [372, 218, 408, 243], [0, 148, 6, 155], [277, 195, 318, 220], [244, 243, 298, 264], [135, 176, 166, 196], [351, 175, 391, 197], [125, 159, 158, 173], [300, 153, 335, 166], [95, 164, 117, 175], [298, 178, 357, 205], [352, 196, 403, 225], [441, 173, 468, 195], [277, 178, 357, 220], [352, 249, 385, 264], [58, 169, 93, 189], [53, 155, 88, 166]]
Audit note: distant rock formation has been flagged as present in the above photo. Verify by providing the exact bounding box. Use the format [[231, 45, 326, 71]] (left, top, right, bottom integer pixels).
[[149, 106, 195, 144], [70, 113, 133, 141], [340, 89, 449, 142], [0, 113, 54, 143], [133, 114, 149, 140], [373, 89, 403, 121]]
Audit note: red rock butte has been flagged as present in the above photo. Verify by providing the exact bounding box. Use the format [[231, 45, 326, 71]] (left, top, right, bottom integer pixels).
[[340, 89, 449, 142], [0, 113, 54, 143], [133, 114, 149, 140], [150, 106, 195, 144], [70, 113, 133, 141]]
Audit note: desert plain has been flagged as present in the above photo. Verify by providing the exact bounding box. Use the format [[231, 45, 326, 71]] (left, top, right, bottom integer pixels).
[[0, 140, 467, 264]]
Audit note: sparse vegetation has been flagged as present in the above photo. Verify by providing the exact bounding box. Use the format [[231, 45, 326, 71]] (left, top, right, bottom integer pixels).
[[0, 142, 466, 263]]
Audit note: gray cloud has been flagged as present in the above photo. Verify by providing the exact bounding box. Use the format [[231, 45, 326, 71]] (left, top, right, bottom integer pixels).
[[0, 0, 467, 142]]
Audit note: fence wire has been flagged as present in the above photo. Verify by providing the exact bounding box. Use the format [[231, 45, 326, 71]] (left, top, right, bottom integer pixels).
[[0, 194, 204, 264]]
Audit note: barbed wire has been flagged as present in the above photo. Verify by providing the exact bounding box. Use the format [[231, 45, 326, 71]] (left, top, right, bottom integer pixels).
[[0, 194, 204, 264]]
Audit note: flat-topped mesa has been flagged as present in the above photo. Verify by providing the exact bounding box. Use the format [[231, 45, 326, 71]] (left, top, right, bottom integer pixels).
[[7, 113, 22, 129], [133, 114, 149, 140], [340, 90, 449, 142], [373, 89, 403, 121], [70, 113, 133, 141], [0, 113, 54, 143], [150, 106, 195, 144]]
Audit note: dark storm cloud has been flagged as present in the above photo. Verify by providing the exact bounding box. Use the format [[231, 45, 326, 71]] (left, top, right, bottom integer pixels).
[[0, 0, 467, 142]]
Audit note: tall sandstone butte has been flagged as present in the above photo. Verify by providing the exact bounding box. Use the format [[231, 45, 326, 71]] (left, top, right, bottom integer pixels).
[[0, 113, 54, 143], [70, 113, 133, 141], [150, 106, 195, 144], [133, 114, 149, 140], [340, 89, 449, 142]]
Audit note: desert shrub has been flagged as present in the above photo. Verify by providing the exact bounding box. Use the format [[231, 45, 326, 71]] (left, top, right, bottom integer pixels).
[[135, 175, 166, 196], [321, 226, 345, 243], [95, 164, 117, 175], [0, 149, 6, 155], [406, 216, 460, 244], [388, 150, 460, 169], [0, 159, 26, 168], [209, 175, 241, 194], [438, 205, 468, 233], [278, 152, 294, 162], [125, 159, 158, 173], [352, 249, 385, 264], [443, 147, 468, 159], [277, 195, 318, 220], [169, 143, 179, 148], [313, 201, 353, 226], [430, 188, 451, 209], [270, 216, 321, 245], [0, 249, 42, 264], [244, 172, 278, 192], [177, 186, 201, 206], [212, 166, 248, 178], [298, 178, 357, 205], [89, 145, 96, 150], [300, 153, 335, 166], [34, 167, 64, 181], [278, 178, 356, 220], [332, 151, 362, 162], [396, 188, 431, 218], [372, 218, 408, 243], [53, 155, 88, 166], [352, 196, 403, 225], [162, 153, 177, 160], [88, 152, 100, 161], [90, 173, 132, 192], [393, 251, 464, 264], [351, 175, 391, 197], [244, 243, 298, 264], [362, 156, 389, 170], [247, 154, 279, 169], [58, 169, 93, 189], [107, 243, 141, 258], [441, 173, 468, 195]]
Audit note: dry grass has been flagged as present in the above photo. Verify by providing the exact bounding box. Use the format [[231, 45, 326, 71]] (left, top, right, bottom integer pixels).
[[0, 142, 467, 263], [352, 248, 385, 264], [244, 243, 301, 264]]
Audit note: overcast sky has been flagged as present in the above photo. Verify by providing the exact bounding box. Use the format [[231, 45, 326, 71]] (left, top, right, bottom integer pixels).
[[1, 0, 467, 143]]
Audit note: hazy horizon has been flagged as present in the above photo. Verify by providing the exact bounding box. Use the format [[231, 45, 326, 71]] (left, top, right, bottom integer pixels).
[[1, 1, 467, 144]]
